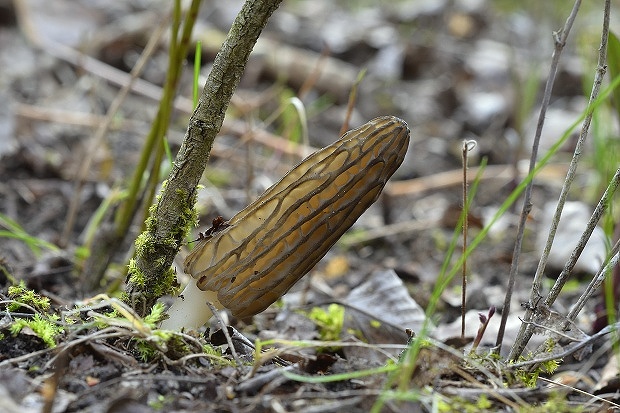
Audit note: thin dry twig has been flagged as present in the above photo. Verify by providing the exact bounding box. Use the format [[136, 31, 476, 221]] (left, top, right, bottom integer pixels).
[[386, 163, 569, 197], [537, 377, 620, 411], [461, 140, 476, 338], [567, 230, 620, 322], [497, 0, 583, 355], [509, 322, 620, 369], [544, 168, 619, 308], [206, 301, 242, 366], [509, 0, 611, 360], [340, 68, 366, 136]]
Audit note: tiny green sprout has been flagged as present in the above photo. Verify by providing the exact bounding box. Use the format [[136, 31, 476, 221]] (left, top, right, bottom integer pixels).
[[10, 313, 63, 348], [306, 303, 345, 345], [7, 281, 50, 312]]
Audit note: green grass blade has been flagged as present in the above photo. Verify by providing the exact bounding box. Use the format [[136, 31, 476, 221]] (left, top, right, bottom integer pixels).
[[607, 31, 620, 117], [0, 213, 59, 257]]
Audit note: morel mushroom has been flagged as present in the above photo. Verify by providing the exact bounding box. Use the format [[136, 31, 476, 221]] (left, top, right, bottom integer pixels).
[[161, 116, 410, 330]]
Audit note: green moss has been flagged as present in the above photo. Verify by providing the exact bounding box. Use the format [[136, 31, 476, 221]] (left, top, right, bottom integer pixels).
[[132, 329, 193, 362], [202, 343, 235, 367], [518, 391, 585, 413], [438, 395, 493, 413], [126, 259, 145, 286], [124, 183, 196, 317], [153, 267, 178, 297], [513, 357, 559, 388], [144, 302, 168, 327], [7, 281, 50, 312], [134, 232, 156, 257], [134, 338, 159, 362], [202, 343, 222, 357], [306, 304, 345, 351], [506, 337, 562, 388], [146, 203, 158, 224], [10, 313, 63, 348], [171, 188, 196, 240], [515, 367, 539, 388]]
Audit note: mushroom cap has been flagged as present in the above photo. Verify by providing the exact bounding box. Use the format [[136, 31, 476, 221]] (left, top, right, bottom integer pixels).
[[184, 116, 410, 318]]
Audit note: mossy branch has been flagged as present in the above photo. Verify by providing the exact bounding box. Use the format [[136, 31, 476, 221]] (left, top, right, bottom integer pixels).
[[123, 0, 283, 315]]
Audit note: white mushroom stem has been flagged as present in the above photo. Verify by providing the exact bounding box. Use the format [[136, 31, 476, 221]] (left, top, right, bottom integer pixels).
[[159, 281, 223, 331]]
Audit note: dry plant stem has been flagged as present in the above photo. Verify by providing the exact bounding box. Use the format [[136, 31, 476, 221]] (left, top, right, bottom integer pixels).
[[340, 69, 366, 136], [496, 0, 581, 355], [537, 377, 620, 411], [542, 3, 611, 308], [461, 140, 473, 339], [509, 0, 610, 360], [123, 0, 283, 315], [564, 172, 620, 321], [510, 322, 620, 369], [298, 46, 330, 101], [568, 242, 620, 321], [206, 301, 242, 366], [540, 183, 616, 311]]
